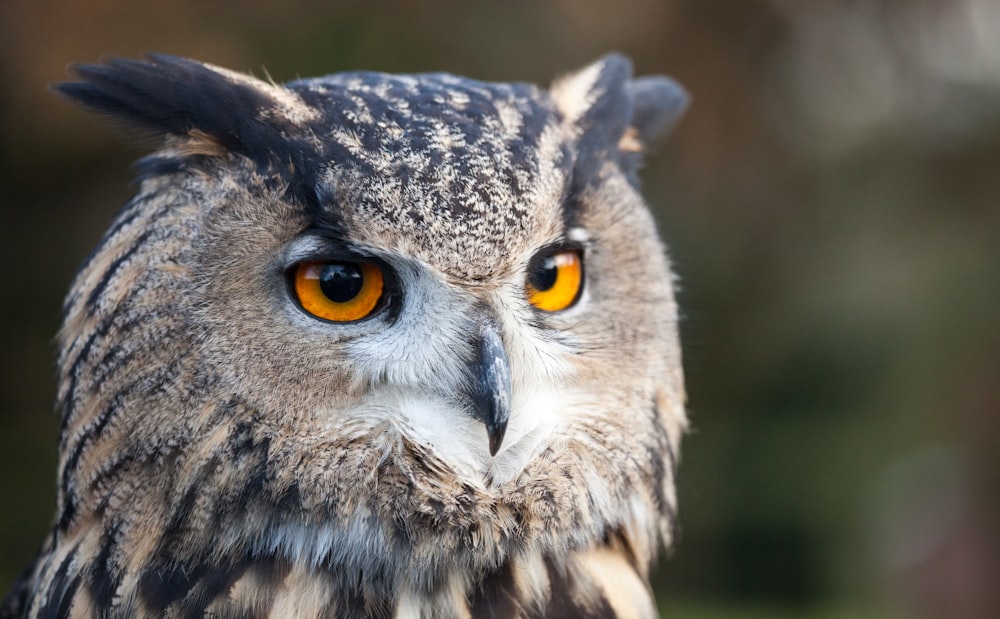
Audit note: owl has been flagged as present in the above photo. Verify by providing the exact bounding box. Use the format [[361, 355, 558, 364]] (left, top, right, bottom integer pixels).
[[2, 54, 688, 618]]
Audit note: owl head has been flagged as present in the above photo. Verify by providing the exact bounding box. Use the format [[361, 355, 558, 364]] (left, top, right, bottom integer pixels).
[[49, 54, 687, 602]]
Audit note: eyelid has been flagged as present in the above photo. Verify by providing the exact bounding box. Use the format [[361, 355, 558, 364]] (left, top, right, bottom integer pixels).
[[283, 234, 389, 267], [284, 235, 335, 265], [533, 239, 585, 257]]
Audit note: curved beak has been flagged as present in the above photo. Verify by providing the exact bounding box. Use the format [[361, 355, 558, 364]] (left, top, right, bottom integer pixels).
[[468, 321, 511, 456]]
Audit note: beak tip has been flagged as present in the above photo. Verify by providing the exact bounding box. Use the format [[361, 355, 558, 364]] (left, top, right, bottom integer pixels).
[[487, 422, 508, 457]]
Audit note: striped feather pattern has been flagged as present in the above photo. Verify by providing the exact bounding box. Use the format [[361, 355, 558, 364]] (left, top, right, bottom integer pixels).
[[2, 55, 687, 618]]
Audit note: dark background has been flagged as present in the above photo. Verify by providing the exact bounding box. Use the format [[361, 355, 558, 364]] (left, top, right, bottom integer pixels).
[[2, 1, 999, 617]]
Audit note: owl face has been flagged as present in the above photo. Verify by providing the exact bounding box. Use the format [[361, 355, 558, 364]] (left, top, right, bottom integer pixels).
[[48, 54, 688, 602]]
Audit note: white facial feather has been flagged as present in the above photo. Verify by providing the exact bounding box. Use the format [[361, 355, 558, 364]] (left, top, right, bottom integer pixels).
[[329, 246, 596, 486]]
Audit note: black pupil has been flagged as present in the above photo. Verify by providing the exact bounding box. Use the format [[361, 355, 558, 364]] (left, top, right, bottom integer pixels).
[[319, 263, 364, 303], [529, 256, 559, 292]]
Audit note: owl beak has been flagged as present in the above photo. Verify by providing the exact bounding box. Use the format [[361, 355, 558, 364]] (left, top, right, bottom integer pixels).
[[469, 322, 512, 457]]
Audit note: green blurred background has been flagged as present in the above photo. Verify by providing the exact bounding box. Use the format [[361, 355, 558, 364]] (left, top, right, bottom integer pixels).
[[2, 1, 998, 617]]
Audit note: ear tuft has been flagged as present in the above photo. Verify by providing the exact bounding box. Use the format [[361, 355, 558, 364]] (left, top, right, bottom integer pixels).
[[550, 53, 634, 150], [627, 76, 689, 145], [53, 54, 318, 167], [550, 53, 633, 131], [550, 54, 688, 174]]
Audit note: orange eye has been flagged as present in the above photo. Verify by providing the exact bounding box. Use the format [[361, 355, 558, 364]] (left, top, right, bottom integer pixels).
[[526, 250, 583, 312], [292, 261, 384, 322]]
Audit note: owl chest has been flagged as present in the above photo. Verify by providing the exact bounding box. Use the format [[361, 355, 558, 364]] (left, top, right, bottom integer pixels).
[[177, 553, 648, 619], [41, 548, 654, 618]]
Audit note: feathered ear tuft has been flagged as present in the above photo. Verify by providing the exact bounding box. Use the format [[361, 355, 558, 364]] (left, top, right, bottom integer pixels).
[[626, 76, 689, 147], [54, 54, 319, 168], [550, 53, 688, 176], [550, 53, 635, 149]]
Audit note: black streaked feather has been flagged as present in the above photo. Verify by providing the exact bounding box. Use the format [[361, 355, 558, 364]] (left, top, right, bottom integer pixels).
[[571, 53, 635, 155], [469, 562, 525, 618], [54, 55, 325, 208], [55, 55, 288, 161], [543, 556, 618, 619], [566, 53, 688, 188]]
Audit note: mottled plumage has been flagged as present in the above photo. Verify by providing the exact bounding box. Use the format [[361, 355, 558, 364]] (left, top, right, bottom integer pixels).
[[2, 54, 688, 618]]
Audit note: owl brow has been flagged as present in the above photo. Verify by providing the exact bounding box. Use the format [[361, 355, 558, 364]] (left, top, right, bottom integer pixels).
[[556, 144, 586, 230], [301, 185, 349, 240], [531, 237, 586, 259], [286, 231, 376, 263]]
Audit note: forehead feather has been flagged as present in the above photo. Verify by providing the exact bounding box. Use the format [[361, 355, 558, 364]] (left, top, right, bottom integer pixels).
[[291, 73, 573, 279]]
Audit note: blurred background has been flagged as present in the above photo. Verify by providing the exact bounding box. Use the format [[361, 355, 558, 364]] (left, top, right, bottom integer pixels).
[[2, 0, 998, 616]]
